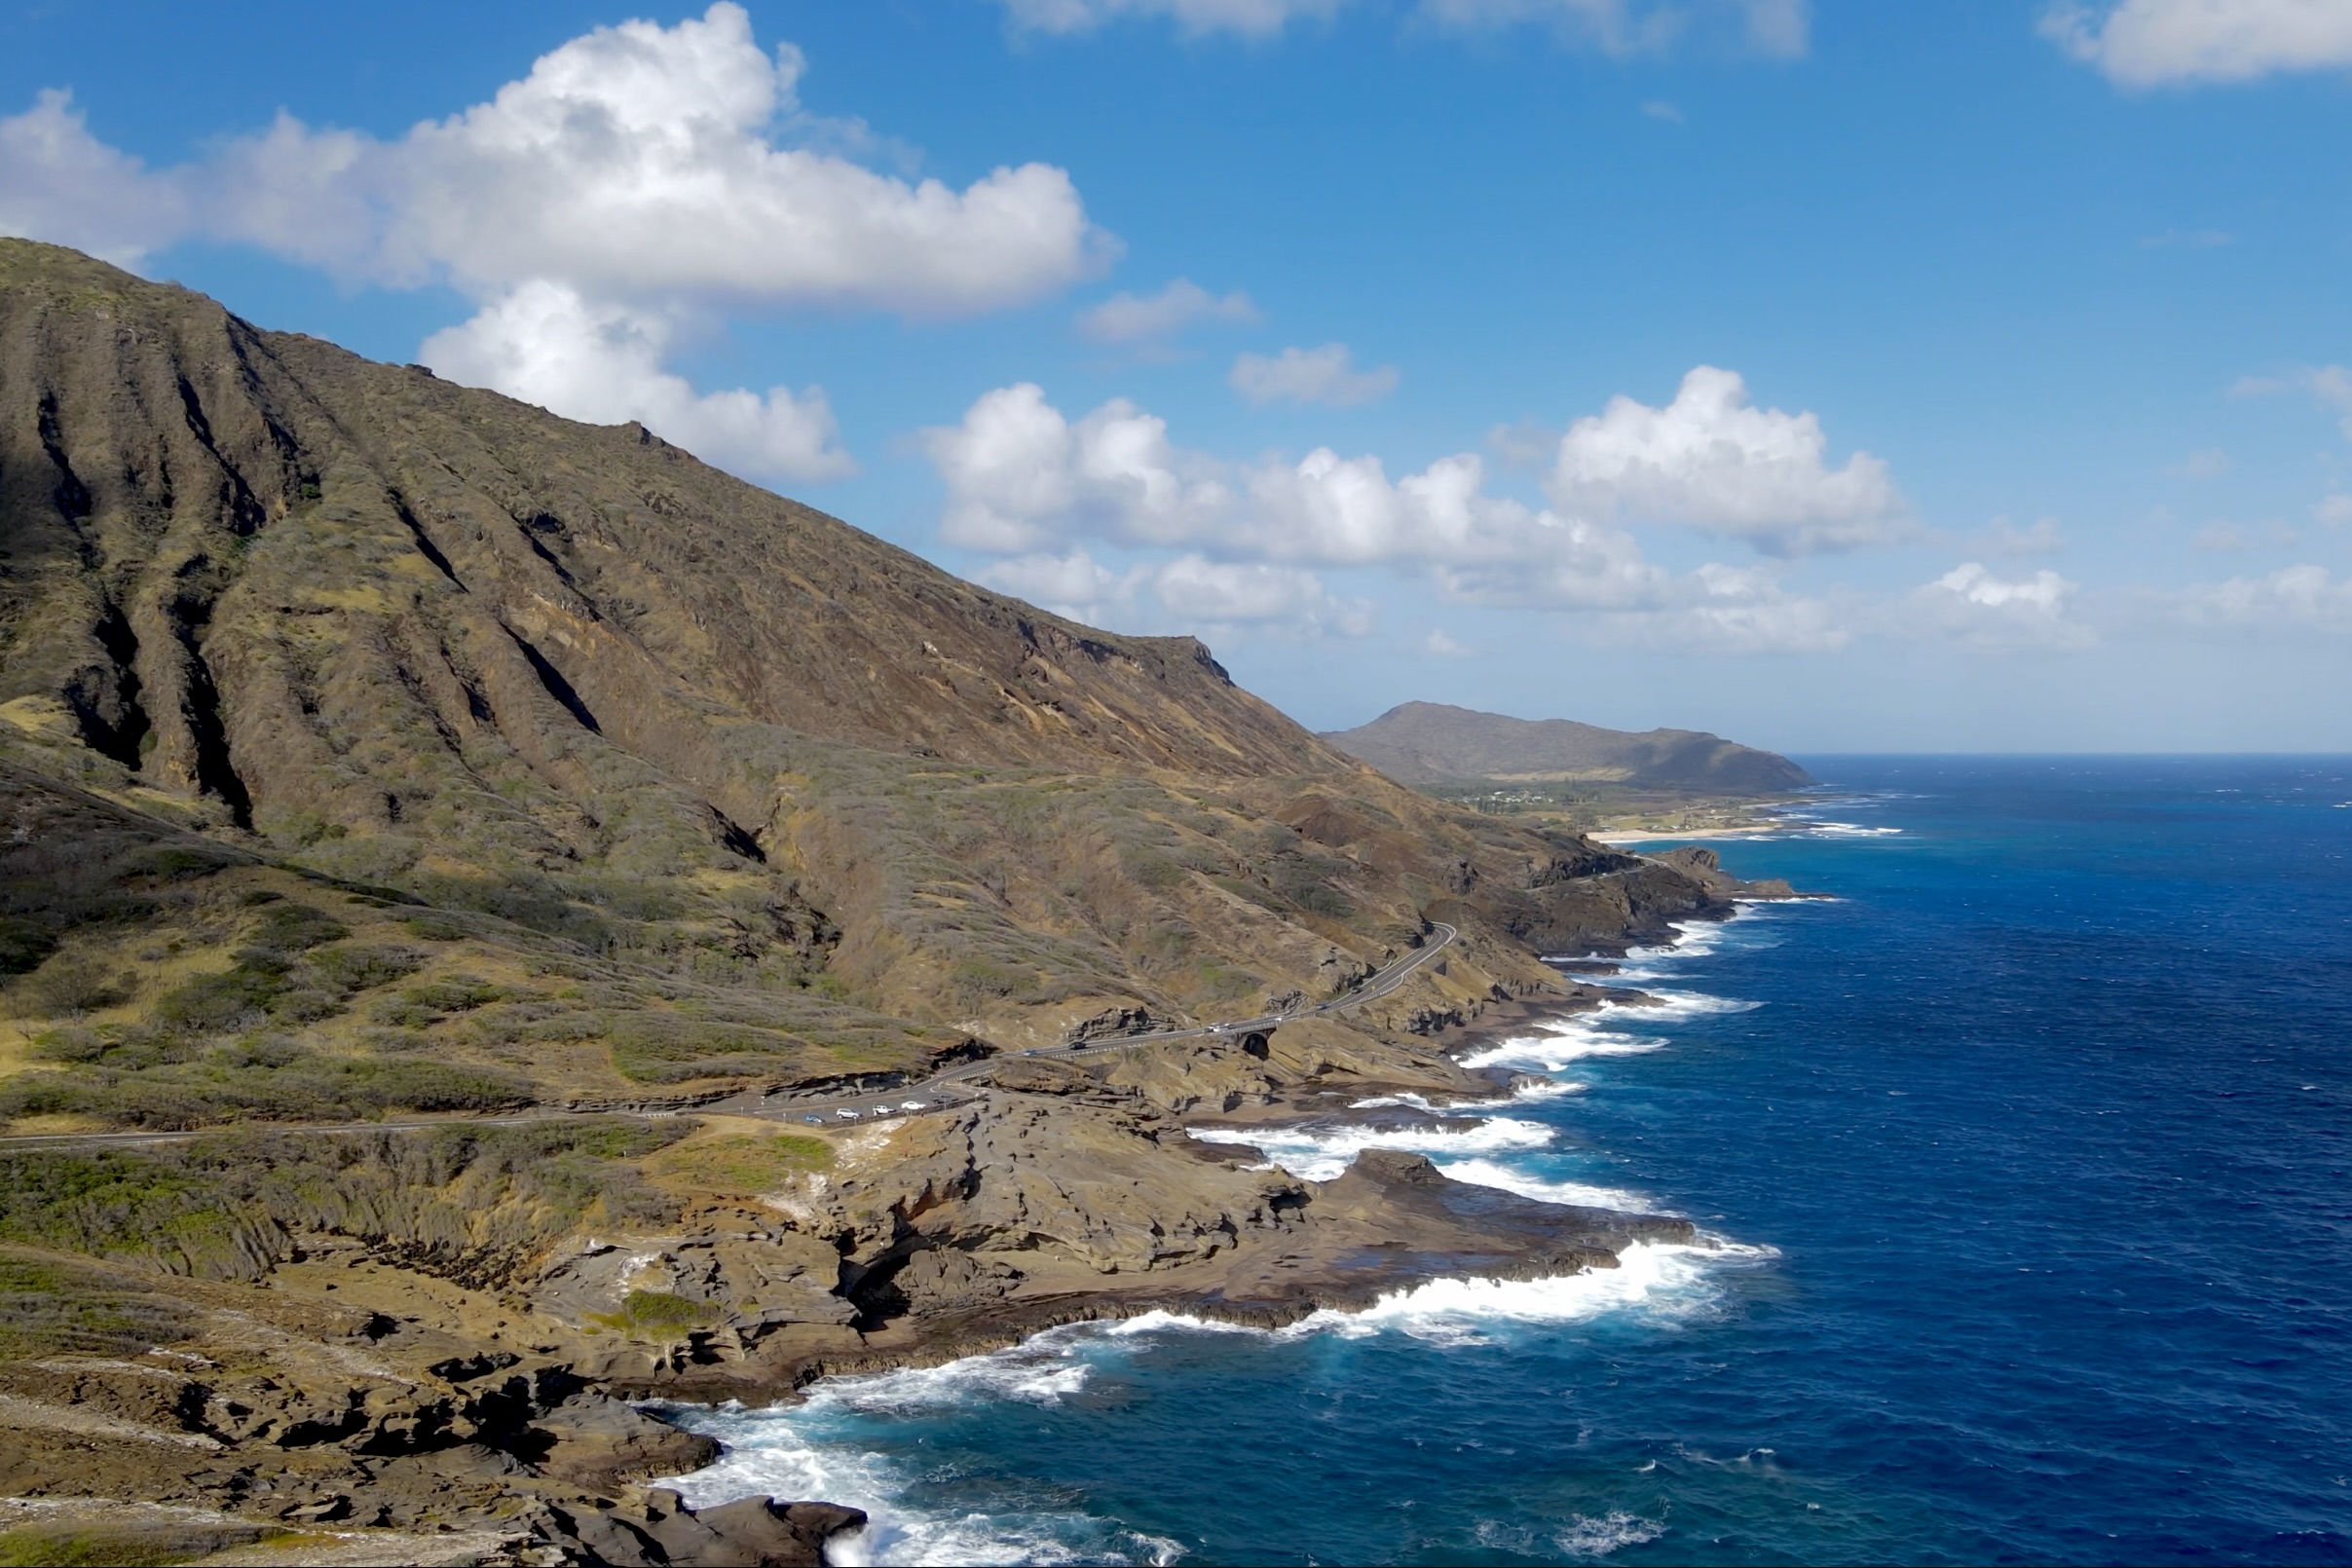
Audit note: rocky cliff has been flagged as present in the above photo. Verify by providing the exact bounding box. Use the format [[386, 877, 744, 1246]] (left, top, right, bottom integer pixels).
[[0, 241, 1787, 1560]]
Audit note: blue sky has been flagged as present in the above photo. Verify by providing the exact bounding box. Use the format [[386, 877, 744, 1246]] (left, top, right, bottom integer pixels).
[[5, 0, 2349, 752]]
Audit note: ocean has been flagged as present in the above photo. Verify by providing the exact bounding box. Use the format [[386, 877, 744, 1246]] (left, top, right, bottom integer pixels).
[[661, 757, 2352, 1566]]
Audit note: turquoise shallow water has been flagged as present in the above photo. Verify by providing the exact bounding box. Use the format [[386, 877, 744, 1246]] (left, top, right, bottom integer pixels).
[[664, 758, 2352, 1566]]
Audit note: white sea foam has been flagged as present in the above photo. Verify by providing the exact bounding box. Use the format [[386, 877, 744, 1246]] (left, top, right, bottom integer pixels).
[[1434, 1156, 1659, 1213], [662, 1343, 1183, 1566], [1457, 1016, 1666, 1073], [1350, 1077, 1587, 1112], [1188, 1115, 1554, 1180], [1284, 1241, 1759, 1346], [662, 1242, 1772, 1558], [1554, 1510, 1666, 1557], [808, 1339, 1093, 1415]]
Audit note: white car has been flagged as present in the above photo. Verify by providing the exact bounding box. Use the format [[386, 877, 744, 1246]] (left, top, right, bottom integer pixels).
[[900, 1101, 926, 1111], [835, 1108, 860, 1120]]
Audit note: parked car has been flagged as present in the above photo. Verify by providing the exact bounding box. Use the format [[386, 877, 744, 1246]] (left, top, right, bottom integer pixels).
[[836, 1108, 860, 1120], [900, 1101, 925, 1111]]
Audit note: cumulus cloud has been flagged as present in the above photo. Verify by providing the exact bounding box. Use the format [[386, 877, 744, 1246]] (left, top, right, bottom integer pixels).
[[927, 378, 1871, 651], [0, 5, 1109, 484], [1078, 279, 1258, 345], [972, 547, 1142, 624], [1229, 343, 1400, 407], [1153, 554, 1373, 633], [1423, 628, 1475, 656], [974, 547, 1368, 636], [0, 91, 188, 264], [1912, 563, 2093, 649], [925, 384, 1234, 552], [1547, 365, 1906, 554], [2041, 0, 2352, 86], [1421, 0, 1811, 57], [998, 0, 1352, 35], [0, 5, 1103, 314], [420, 282, 852, 481]]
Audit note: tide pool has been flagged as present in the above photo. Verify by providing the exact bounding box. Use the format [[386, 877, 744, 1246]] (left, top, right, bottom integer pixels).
[[665, 757, 2352, 1566]]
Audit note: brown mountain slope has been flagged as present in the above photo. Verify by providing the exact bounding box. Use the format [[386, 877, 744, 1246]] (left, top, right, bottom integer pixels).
[[0, 243, 1797, 1548], [0, 239, 1744, 1120], [1325, 700, 1812, 794]]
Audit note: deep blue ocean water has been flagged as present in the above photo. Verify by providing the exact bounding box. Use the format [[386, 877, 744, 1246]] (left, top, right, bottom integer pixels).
[[667, 758, 2352, 1566]]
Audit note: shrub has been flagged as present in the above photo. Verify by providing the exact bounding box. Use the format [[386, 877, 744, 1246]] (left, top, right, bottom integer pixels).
[[153, 963, 287, 1031], [588, 1288, 708, 1338], [239, 903, 349, 961], [16, 952, 131, 1015], [305, 945, 426, 992]]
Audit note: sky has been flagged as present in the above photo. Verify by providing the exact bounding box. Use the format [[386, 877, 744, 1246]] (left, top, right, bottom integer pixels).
[[4, 0, 2350, 754]]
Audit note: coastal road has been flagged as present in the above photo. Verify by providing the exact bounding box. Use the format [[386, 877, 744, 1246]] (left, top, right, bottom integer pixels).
[[0, 924, 1458, 1150]]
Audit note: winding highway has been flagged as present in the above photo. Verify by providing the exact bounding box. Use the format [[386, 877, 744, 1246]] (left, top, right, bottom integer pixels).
[[0, 924, 1458, 1150]]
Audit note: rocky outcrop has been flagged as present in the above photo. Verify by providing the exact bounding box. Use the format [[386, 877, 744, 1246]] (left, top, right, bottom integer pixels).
[[537, 1491, 866, 1568], [1649, 843, 1797, 899]]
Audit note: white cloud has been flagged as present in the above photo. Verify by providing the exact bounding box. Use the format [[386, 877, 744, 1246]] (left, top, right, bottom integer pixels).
[[1577, 567, 1851, 654], [1152, 554, 1373, 633], [927, 379, 1870, 651], [1, 6, 1104, 315], [0, 6, 1111, 486], [1423, 628, 1475, 656], [2167, 564, 2352, 628], [924, 383, 1235, 552], [2041, 0, 2352, 86], [972, 547, 1142, 624], [420, 281, 852, 481], [1229, 343, 1400, 407], [998, 0, 1351, 35], [1420, 0, 1811, 57], [1978, 515, 2066, 556], [1913, 562, 2093, 649], [1078, 278, 1258, 345], [1547, 365, 1906, 554], [2317, 495, 2352, 528], [1641, 99, 1686, 123], [0, 91, 187, 264], [973, 546, 1367, 636]]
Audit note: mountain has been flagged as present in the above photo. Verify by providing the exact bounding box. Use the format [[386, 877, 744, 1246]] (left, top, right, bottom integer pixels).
[[0, 241, 1788, 1550], [1324, 701, 1812, 795]]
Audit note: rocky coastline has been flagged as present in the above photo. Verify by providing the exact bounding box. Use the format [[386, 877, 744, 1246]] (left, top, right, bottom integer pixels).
[[0, 243, 1805, 1565], [0, 910, 1768, 1567]]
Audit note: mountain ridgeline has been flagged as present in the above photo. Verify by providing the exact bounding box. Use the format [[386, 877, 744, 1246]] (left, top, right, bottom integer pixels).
[[0, 242, 1789, 1553], [1325, 701, 1812, 795], [0, 238, 1743, 1117]]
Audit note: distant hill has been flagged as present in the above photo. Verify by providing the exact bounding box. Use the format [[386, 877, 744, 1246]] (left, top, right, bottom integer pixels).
[[1323, 702, 1811, 795]]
